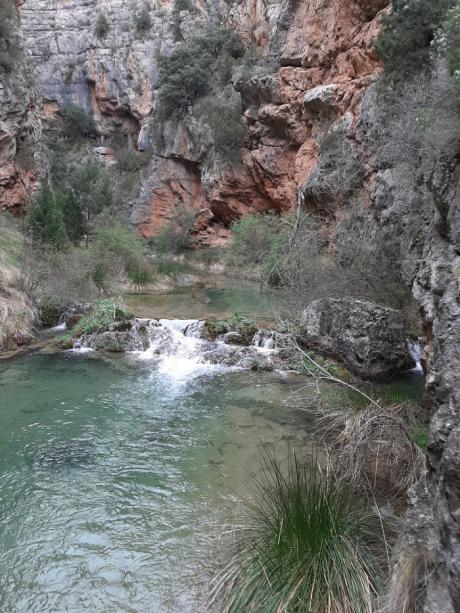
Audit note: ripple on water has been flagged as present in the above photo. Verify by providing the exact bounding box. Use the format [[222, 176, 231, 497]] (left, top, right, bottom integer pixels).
[[0, 353, 313, 612]]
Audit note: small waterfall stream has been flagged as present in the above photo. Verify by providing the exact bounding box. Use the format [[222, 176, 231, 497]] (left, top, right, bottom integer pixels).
[[74, 317, 282, 377], [406, 338, 424, 373]]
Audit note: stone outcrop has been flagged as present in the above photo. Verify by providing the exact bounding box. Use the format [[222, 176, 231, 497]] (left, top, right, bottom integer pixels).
[[300, 298, 413, 379], [7, 0, 389, 245], [0, 5, 41, 212]]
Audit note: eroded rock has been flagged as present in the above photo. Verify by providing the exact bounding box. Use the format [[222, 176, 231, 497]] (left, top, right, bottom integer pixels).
[[300, 298, 413, 379]]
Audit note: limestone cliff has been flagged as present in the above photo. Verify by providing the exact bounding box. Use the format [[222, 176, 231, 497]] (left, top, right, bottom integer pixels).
[[14, 0, 388, 244]]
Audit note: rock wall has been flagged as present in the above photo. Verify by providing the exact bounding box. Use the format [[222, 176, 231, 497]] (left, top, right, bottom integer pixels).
[[0, 2, 41, 213], [13, 0, 388, 244]]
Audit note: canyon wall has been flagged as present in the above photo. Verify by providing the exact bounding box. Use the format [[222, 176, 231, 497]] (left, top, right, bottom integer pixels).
[[11, 0, 388, 244], [1, 1, 460, 610]]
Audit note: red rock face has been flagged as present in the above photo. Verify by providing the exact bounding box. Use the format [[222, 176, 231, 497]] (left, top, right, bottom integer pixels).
[[138, 0, 389, 246]]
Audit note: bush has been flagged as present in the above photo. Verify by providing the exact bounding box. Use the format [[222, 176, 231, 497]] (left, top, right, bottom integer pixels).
[[68, 299, 130, 336], [55, 187, 85, 245], [205, 95, 243, 164], [28, 187, 68, 250], [374, 0, 455, 82], [134, 4, 152, 36], [93, 222, 154, 288], [116, 150, 151, 172], [300, 127, 364, 213], [151, 207, 195, 254], [213, 450, 385, 612], [0, 0, 20, 72], [95, 12, 110, 38], [155, 25, 244, 120], [61, 104, 96, 139]]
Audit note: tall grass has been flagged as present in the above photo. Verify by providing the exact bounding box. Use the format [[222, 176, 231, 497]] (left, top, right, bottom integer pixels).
[[212, 450, 386, 612]]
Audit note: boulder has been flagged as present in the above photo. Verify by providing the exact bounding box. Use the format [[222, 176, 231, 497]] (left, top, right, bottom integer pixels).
[[300, 298, 413, 379]]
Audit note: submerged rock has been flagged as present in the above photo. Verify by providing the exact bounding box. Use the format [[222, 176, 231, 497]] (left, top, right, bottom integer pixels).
[[300, 298, 413, 379]]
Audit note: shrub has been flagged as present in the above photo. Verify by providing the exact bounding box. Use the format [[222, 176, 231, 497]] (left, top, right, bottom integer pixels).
[[374, 0, 455, 82], [93, 221, 154, 288], [134, 4, 152, 36], [212, 450, 385, 612], [155, 25, 244, 120], [68, 162, 112, 224], [151, 207, 195, 254], [116, 150, 151, 172], [55, 187, 85, 245], [300, 127, 364, 213], [94, 12, 110, 38], [61, 104, 96, 139], [0, 0, 20, 72], [205, 95, 243, 164], [28, 187, 68, 250], [68, 299, 130, 336]]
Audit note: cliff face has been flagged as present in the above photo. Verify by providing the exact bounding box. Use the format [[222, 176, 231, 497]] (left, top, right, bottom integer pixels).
[[0, 2, 41, 213], [15, 0, 387, 243]]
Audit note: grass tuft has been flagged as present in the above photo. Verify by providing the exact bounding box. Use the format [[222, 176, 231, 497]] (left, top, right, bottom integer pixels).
[[212, 449, 385, 612]]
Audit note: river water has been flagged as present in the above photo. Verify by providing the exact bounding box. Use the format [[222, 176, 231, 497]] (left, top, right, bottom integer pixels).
[[0, 348, 313, 612]]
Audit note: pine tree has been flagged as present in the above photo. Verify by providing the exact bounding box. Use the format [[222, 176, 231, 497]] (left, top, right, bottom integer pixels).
[[28, 187, 68, 249], [56, 187, 85, 245]]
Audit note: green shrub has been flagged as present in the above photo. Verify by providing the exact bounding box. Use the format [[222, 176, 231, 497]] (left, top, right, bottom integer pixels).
[[28, 187, 68, 250], [55, 187, 85, 245], [155, 26, 244, 120], [93, 222, 154, 288], [374, 0, 455, 81], [68, 299, 130, 336], [438, 2, 460, 77], [213, 450, 384, 612], [61, 104, 96, 139], [134, 4, 152, 35], [0, 0, 20, 72], [151, 207, 195, 254], [205, 95, 243, 164], [68, 162, 112, 224], [95, 12, 110, 38], [116, 150, 151, 172]]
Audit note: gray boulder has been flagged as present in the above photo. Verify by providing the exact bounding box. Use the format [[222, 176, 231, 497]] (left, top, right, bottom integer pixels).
[[300, 298, 413, 379]]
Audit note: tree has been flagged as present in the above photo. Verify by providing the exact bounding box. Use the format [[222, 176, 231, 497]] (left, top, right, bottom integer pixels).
[[28, 187, 68, 249], [68, 162, 112, 245], [55, 187, 85, 245], [375, 0, 455, 81]]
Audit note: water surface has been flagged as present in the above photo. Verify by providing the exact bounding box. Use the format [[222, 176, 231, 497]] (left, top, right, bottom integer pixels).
[[0, 351, 312, 612]]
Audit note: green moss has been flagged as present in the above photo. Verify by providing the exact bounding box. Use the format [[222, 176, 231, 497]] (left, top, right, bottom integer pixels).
[[411, 424, 429, 450], [205, 313, 257, 344]]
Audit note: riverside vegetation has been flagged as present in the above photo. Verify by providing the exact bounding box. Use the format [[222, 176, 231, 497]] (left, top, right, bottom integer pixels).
[[1, 0, 459, 610]]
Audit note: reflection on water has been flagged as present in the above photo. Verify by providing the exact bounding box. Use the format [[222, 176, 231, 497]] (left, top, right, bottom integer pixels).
[[0, 352, 312, 612], [123, 281, 274, 322]]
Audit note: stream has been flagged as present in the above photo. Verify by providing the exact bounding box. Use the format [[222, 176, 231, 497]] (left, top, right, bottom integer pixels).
[[0, 281, 423, 612]]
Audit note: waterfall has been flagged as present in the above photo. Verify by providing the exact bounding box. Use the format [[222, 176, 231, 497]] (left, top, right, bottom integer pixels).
[[406, 338, 424, 373], [73, 317, 282, 377]]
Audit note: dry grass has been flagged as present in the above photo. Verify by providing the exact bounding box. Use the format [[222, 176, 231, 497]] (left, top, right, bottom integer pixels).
[[319, 402, 425, 499], [382, 547, 432, 613]]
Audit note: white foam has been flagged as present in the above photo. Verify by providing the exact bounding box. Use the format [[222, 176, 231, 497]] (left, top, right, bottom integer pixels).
[[51, 323, 67, 332]]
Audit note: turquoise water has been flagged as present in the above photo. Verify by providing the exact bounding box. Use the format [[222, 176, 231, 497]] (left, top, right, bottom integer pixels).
[[0, 351, 312, 612], [123, 283, 274, 322]]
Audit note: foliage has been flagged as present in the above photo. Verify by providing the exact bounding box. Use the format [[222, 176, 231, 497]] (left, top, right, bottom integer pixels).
[[61, 104, 96, 139], [55, 187, 85, 245], [301, 127, 364, 213], [68, 162, 112, 222], [205, 94, 243, 164], [0, 0, 20, 72], [94, 12, 110, 38], [134, 4, 152, 36], [213, 450, 385, 612], [374, 0, 455, 81], [151, 206, 195, 254], [155, 25, 244, 120], [116, 150, 151, 172], [28, 187, 68, 250], [205, 313, 257, 343], [67, 299, 130, 337], [93, 221, 154, 288], [436, 2, 460, 77]]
